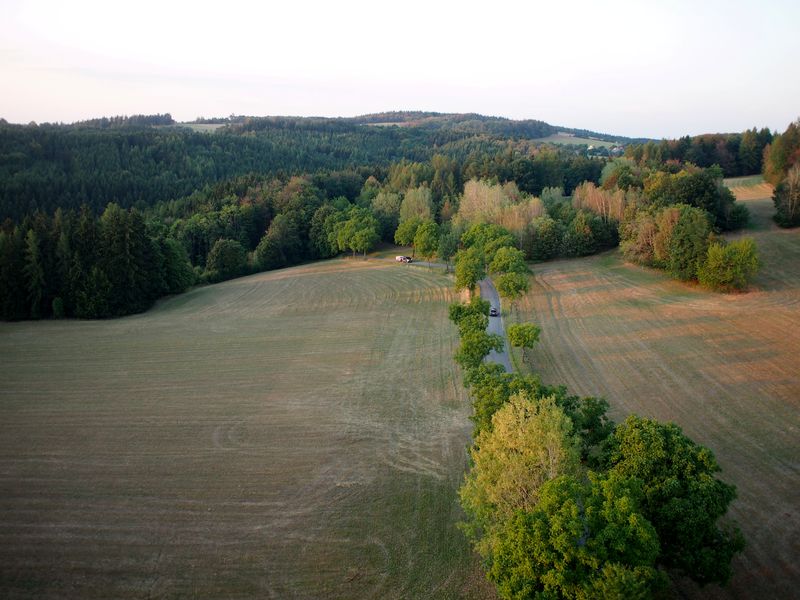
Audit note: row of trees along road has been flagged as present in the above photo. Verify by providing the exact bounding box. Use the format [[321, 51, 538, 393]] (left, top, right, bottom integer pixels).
[[446, 247, 744, 597]]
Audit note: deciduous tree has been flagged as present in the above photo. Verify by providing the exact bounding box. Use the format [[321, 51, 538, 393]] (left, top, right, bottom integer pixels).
[[667, 205, 712, 281], [488, 473, 664, 600], [206, 238, 247, 282], [454, 328, 504, 371], [454, 246, 485, 294], [399, 185, 433, 222], [507, 323, 540, 364], [488, 246, 527, 276], [459, 394, 582, 555], [394, 216, 422, 254], [413, 219, 440, 265], [773, 164, 800, 227], [604, 415, 745, 585], [495, 272, 529, 308]]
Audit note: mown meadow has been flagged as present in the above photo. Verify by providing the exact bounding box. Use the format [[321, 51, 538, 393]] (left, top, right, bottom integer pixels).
[[514, 190, 800, 598], [0, 259, 494, 599]]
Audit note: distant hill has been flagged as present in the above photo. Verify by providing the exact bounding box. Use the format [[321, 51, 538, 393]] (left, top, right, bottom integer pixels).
[[0, 111, 644, 220], [214, 111, 645, 144]]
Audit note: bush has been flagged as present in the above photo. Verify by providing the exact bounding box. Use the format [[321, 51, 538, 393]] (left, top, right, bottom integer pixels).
[[698, 238, 759, 292], [725, 202, 751, 230]]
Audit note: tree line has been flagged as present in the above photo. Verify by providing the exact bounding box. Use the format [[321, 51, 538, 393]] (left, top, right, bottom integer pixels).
[[624, 127, 773, 177], [0, 205, 194, 320], [4, 114, 782, 322], [621, 117, 800, 230], [571, 161, 759, 291]]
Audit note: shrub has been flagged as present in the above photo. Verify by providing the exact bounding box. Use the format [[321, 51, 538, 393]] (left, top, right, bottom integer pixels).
[[698, 238, 759, 292]]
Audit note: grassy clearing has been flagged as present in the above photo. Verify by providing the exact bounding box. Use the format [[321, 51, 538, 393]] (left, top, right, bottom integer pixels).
[[174, 123, 226, 133], [515, 188, 800, 598], [724, 174, 765, 188], [0, 259, 493, 599], [724, 175, 773, 201], [532, 134, 617, 148]]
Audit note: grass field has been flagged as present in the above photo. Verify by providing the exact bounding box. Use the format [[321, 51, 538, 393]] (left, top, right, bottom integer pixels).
[[174, 123, 226, 133], [724, 175, 774, 202], [724, 175, 765, 188], [516, 190, 800, 598], [0, 259, 493, 599], [532, 134, 617, 148]]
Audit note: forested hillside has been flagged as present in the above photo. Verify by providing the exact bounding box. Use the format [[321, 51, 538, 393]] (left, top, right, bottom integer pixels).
[[0, 112, 776, 321], [0, 112, 638, 220]]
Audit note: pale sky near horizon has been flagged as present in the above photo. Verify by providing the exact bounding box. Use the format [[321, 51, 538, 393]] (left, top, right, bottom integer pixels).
[[1, 0, 798, 139]]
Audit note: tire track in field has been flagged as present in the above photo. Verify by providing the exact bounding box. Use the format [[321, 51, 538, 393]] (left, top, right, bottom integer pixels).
[[530, 275, 615, 404]]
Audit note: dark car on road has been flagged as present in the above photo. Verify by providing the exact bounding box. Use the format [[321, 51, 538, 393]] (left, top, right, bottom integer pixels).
[[489, 307, 499, 317]]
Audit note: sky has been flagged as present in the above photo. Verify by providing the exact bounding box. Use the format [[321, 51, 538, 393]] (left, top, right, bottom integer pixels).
[[1, 0, 798, 139]]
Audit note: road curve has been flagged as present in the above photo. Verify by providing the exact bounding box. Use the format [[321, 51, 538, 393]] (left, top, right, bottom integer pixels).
[[478, 279, 513, 372]]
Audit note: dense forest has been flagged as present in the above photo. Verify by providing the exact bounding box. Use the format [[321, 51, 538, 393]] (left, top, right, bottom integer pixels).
[[0, 113, 785, 321]]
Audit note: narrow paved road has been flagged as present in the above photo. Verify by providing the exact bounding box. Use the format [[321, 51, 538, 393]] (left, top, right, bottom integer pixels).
[[478, 279, 513, 372]]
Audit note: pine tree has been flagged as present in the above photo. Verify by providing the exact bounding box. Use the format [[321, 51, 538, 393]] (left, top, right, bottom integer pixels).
[[23, 229, 45, 318]]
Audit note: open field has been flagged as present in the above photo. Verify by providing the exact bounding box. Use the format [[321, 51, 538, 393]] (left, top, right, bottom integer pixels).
[[532, 134, 617, 148], [724, 175, 774, 202], [516, 191, 800, 598], [724, 175, 765, 188], [174, 123, 226, 133], [0, 259, 492, 599]]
